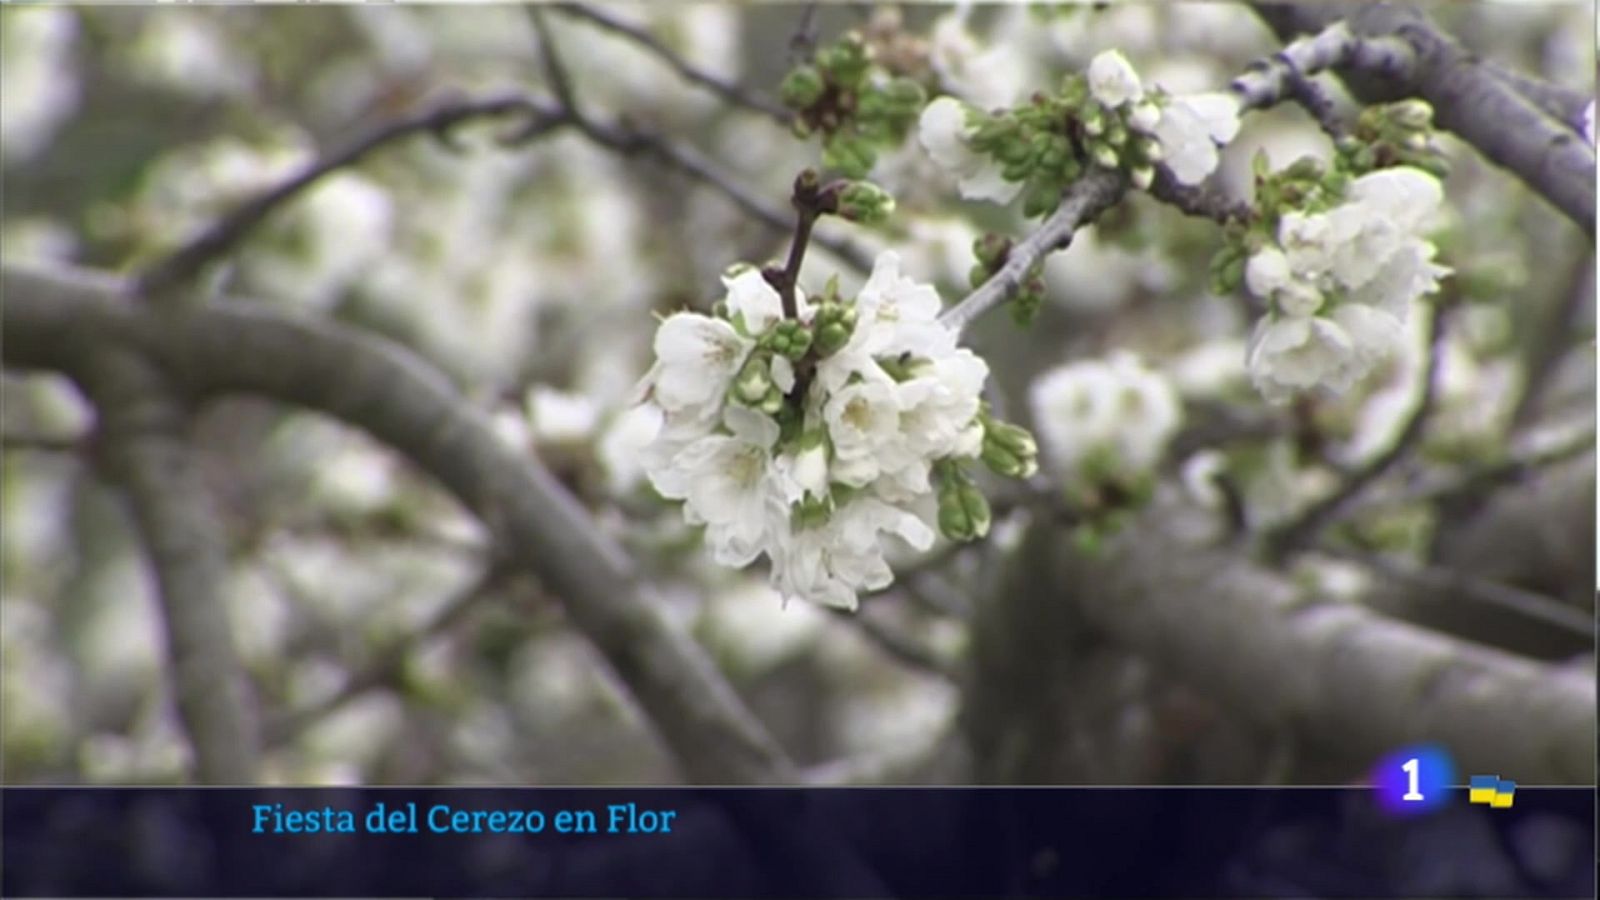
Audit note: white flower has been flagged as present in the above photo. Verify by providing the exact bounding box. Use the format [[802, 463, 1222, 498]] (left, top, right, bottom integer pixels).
[[1583, 100, 1595, 146], [1088, 50, 1143, 108], [639, 312, 753, 422], [818, 251, 953, 391], [648, 405, 784, 567], [1345, 167, 1444, 234], [1245, 247, 1293, 298], [896, 348, 988, 459], [1143, 92, 1240, 186], [1328, 302, 1405, 371], [918, 96, 1023, 204], [823, 371, 905, 487], [723, 267, 787, 335], [852, 250, 954, 357], [1246, 315, 1359, 404], [770, 496, 934, 610], [1344, 241, 1449, 317], [1029, 353, 1180, 481], [775, 442, 830, 502]]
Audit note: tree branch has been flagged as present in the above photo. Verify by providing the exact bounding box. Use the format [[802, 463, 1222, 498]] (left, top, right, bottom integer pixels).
[[1320, 544, 1593, 639], [79, 349, 262, 783], [553, 3, 793, 123], [135, 94, 571, 299], [938, 169, 1125, 335], [2, 261, 797, 786], [1253, 2, 1595, 234], [1066, 502, 1595, 783]]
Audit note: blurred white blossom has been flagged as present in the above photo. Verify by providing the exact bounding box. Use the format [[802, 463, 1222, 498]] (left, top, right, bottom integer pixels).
[[1030, 352, 1183, 486], [1246, 166, 1450, 403]]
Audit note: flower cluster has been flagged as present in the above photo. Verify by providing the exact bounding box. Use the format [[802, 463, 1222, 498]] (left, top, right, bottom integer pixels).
[[1029, 351, 1182, 508], [1241, 166, 1450, 403], [916, 49, 1240, 214], [781, 32, 928, 178], [638, 252, 1036, 610]]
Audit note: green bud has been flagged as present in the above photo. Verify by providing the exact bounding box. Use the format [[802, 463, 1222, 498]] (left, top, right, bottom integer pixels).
[[937, 483, 992, 542], [986, 420, 1038, 461], [1082, 106, 1105, 137], [1092, 143, 1120, 170], [981, 435, 1037, 479], [960, 484, 991, 538], [1022, 180, 1062, 218], [882, 77, 926, 110], [836, 181, 896, 225], [1131, 166, 1154, 190], [1389, 99, 1433, 130], [791, 494, 834, 529], [819, 33, 870, 88], [758, 385, 785, 416], [822, 134, 875, 179], [974, 233, 1010, 268], [814, 304, 856, 356], [780, 65, 827, 110], [764, 320, 814, 360], [733, 357, 772, 404]]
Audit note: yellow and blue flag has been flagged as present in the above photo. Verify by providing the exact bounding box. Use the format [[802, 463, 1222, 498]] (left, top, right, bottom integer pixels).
[[1468, 775, 1515, 807]]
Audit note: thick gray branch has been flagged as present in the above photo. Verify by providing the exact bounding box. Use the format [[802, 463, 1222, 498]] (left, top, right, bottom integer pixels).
[[1064, 503, 1594, 784], [3, 262, 797, 785], [79, 349, 261, 782], [1255, 2, 1595, 233]]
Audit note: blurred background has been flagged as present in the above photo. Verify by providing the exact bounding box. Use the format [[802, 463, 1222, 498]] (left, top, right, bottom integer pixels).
[[1, 2, 1593, 786]]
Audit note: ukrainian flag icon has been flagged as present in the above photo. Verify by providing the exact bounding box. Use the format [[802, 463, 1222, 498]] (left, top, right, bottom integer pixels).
[[1468, 775, 1515, 807]]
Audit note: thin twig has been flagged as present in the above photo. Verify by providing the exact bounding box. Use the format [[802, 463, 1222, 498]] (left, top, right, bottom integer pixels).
[[526, 7, 869, 272], [938, 168, 1125, 335], [789, 3, 820, 65], [554, 3, 792, 123], [1322, 544, 1593, 639], [266, 564, 520, 743], [136, 95, 569, 299], [1266, 299, 1451, 559], [1378, 424, 1596, 512]]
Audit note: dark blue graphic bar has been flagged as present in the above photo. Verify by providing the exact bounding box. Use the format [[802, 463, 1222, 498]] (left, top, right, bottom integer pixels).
[[3, 787, 1592, 898]]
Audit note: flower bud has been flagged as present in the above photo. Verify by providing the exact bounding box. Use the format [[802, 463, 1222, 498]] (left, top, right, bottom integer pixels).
[[733, 357, 773, 405], [1092, 143, 1120, 170], [1131, 166, 1155, 190], [1082, 106, 1106, 137], [836, 181, 896, 225], [986, 420, 1038, 461], [882, 77, 926, 110], [758, 385, 785, 416], [822, 134, 875, 179], [813, 303, 857, 356], [791, 494, 833, 529], [938, 483, 992, 542], [1390, 99, 1433, 130], [780, 66, 827, 110], [1128, 102, 1161, 133]]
